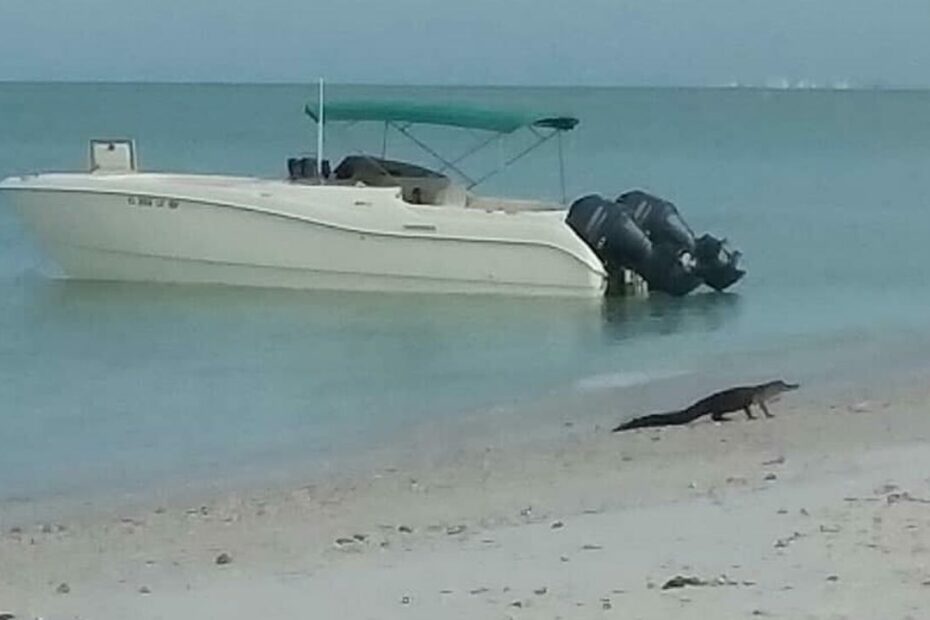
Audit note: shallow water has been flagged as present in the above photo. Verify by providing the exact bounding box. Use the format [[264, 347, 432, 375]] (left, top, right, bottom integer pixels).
[[2, 83, 930, 502]]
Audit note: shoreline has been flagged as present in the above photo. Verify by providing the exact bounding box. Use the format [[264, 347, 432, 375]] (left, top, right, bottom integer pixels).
[[2, 355, 925, 527], [4, 369, 930, 618]]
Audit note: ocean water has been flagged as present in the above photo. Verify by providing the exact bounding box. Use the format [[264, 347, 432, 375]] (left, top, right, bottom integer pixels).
[[3, 83, 930, 504]]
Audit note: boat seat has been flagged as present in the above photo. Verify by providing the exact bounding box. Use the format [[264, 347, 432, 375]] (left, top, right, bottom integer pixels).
[[287, 157, 330, 181]]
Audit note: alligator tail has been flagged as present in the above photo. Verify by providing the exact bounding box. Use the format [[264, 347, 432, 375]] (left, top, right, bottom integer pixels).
[[612, 410, 686, 432]]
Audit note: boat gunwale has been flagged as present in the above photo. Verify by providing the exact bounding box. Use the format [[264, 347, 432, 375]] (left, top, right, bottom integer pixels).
[[0, 179, 608, 277]]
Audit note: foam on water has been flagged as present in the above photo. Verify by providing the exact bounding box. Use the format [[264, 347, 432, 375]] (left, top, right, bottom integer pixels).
[[574, 369, 691, 392]]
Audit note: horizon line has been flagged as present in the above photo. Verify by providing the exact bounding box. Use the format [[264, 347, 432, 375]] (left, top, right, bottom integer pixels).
[[1, 78, 928, 93]]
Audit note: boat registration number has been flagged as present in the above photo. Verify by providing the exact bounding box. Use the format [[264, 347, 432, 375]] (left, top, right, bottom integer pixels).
[[127, 195, 180, 209]]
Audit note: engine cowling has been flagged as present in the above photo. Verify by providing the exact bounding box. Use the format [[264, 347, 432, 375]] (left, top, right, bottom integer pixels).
[[566, 194, 701, 296], [566, 192, 744, 296]]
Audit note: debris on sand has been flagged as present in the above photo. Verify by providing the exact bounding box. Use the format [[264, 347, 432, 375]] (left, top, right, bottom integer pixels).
[[446, 525, 467, 536], [661, 575, 706, 590], [55, 582, 70, 594], [774, 532, 803, 549], [886, 491, 930, 505], [215, 552, 233, 565], [661, 574, 743, 590]]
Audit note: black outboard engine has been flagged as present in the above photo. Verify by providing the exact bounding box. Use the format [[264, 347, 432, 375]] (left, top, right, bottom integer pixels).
[[565, 195, 701, 296], [693, 234, 744, 291], [647, 243, 703, 296], [565, 195, 652, 269], [566, 191, 744, 296], [616, 190, 695, 250]]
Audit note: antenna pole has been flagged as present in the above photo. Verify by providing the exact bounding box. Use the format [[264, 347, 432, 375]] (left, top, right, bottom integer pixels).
[[557, 130, 567, 204], [316, 78, 325, 181], [381, 121, 388, 158]]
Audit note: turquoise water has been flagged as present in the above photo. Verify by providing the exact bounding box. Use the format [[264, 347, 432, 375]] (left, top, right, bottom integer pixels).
[[3, 83, 930, 502]]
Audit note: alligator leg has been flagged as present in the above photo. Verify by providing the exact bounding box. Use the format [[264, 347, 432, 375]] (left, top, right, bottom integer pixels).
[[744, 406, 755, 420], [759, 401, 774, 418]]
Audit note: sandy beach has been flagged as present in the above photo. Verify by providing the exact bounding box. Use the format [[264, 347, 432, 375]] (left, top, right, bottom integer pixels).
[[3, 372, 930, 620]]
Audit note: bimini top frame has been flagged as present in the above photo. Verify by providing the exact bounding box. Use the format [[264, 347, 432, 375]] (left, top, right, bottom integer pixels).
[[304, 98, 579, 202]]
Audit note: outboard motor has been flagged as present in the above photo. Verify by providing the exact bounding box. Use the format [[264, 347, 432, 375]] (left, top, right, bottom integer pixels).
[[566, 195, 701, 296], [693, 234, 744, 291], [615, 190, 744, 293], [566, 191, 745, 296], [616, 190, 695, 251], [565, 195, 653, 269], [645, 243, 703, 296]]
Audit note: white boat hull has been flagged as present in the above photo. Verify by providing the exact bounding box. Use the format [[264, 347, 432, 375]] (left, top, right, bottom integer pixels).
[[1, 174, 608, 298]]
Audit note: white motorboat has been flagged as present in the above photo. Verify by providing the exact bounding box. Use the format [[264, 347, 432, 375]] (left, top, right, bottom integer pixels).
[[0, 98, 614, 297], [0, 92, 744, 297]]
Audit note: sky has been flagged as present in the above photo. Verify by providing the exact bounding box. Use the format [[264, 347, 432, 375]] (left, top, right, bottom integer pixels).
[[2, 0, 930, 86]]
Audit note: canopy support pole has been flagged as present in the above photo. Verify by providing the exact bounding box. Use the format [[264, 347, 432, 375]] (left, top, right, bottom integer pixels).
[[381, 121, 388, 158], [437, 132, 502, 175], [316, 78, 325, 182], [557, 130, 566, 205], [392, 123, 476, 186], [468, 128, 560, 189]]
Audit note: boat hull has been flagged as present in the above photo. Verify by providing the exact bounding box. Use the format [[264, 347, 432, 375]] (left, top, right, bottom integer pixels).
[[1, 176, 608, 298]]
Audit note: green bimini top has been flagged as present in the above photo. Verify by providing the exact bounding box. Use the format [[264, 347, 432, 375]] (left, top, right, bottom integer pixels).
[[304, 100, 579, 133]]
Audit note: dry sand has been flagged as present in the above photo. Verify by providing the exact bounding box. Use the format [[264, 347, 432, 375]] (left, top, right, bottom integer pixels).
[[3, 376, 930, 619]]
